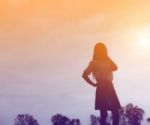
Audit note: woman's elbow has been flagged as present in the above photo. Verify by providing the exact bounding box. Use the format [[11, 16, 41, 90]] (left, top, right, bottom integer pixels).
[[113, 66, 118, 71], [82, 72, 87, 79], [82, 72, 85, 79]]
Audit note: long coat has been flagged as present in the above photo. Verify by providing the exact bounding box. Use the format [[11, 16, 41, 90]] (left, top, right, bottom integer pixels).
[[84, 59, 121, 110]]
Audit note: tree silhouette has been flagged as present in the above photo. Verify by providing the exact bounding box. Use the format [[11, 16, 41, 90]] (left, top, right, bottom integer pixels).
[[90, 114, 111, 125], [119, 103, 145, 125], [51, 114, 70, 125], [90, 114, 100, 125], [70, 119, 81, 125], [147, 117, 150, 123], [51, 114, 81, 125], [14, 114, 39, 125]]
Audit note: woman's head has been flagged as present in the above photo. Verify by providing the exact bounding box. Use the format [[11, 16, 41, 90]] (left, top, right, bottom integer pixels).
[[93, 42, 108, 60]]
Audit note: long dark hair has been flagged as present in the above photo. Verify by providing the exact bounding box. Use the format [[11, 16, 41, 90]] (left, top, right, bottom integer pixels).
[[93, 42, 108, 61]]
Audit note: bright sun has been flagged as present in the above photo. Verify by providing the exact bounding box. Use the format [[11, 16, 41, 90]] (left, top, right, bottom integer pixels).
[[136, 29, 150, 50]]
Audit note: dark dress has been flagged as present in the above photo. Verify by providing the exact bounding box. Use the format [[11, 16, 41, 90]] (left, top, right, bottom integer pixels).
[[84, 59, 121, 110], [95, 81, 121, 110]]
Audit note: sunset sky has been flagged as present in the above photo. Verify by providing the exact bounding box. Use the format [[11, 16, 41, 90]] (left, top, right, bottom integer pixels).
[[0, 0, 150, 125]]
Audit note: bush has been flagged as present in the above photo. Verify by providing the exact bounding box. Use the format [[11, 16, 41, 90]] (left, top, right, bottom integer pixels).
[[14, 114, 39, 125]]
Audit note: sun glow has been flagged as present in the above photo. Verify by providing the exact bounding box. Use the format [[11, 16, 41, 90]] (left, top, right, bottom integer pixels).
[[136, 29, 150, 50]]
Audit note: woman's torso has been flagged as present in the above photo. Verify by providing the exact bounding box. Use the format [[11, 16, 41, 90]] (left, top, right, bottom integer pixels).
[[92, 60, 113, 82]]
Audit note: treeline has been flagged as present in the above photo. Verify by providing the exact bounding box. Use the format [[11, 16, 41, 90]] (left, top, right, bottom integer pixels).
[[14, 103, 150, 125]]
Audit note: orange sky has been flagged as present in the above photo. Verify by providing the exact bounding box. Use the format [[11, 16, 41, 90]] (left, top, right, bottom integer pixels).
[[0, 1, 150, 125], [1, 0, 150, 26]]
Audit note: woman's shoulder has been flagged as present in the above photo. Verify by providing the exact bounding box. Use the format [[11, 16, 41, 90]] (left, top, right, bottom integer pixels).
[[89, 60, 100, 69], [89, 60, 98, 65]]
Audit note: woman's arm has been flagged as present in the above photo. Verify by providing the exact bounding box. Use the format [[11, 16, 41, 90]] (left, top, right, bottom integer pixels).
[[82, 71, 97, 87], [111, 62, 118, 71]]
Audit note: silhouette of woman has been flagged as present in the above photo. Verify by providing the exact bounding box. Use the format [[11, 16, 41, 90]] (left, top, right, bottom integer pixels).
[[82, 42, 121, 125]]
